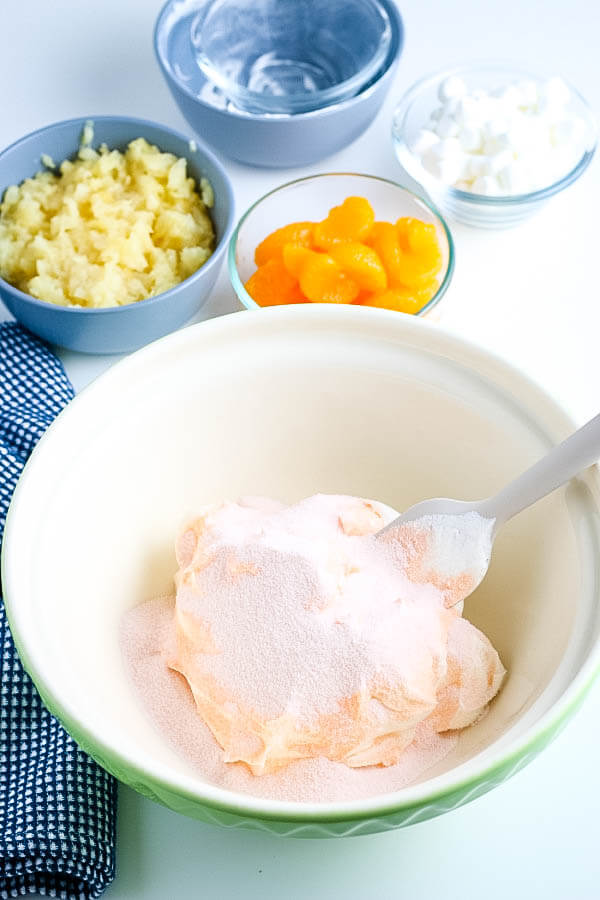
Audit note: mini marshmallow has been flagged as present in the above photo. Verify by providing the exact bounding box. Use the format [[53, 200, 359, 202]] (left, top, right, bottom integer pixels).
[[536, 78, 572, 124], [482, 115, 510, 141], [435, 114, 460, 139], [420, 147, 442, 176], [437, 158, 466, 185], [465, 154, 489, 179], [422, 148, 465, 185], [482, 133, 512, 156], [438, 75, 467, 103], [515, 79, 539, 109], [482, 148, 515, 176], [494, 84, 522, 110], [507, 116, 541, 153], [440, 97, 460, 118], [454, 96, 487, 128], [459, 126, 482, 152], [556, 117, 588, 155], [497, 164, 525, 194], [428, 136, 464, 160], [411, 128, 440, 156], [472, 175, 502, 195]]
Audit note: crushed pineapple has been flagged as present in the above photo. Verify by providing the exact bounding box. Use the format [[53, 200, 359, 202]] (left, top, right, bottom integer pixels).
[[0, 135, 215, 308]]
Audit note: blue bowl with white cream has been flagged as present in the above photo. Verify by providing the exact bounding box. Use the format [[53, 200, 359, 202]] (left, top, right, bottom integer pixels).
[[392, 64, 597, 228]]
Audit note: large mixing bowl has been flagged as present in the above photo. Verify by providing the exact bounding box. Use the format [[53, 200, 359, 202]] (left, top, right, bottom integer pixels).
[[3, 305, 600, 836]]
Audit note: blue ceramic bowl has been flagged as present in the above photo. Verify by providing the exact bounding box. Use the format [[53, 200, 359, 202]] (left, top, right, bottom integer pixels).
[[0, 116, 235, 353], [153, 0, 404, 168]]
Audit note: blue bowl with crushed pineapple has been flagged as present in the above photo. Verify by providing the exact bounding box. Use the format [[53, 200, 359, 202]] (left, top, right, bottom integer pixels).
[[0, 115, 234, 354]]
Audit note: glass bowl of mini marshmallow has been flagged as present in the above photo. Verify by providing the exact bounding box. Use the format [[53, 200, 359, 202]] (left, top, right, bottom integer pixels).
[[391, 64, 597, 228]]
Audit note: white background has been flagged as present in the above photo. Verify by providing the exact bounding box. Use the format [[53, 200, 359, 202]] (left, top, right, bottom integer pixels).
[[1, 1, 600, 897]]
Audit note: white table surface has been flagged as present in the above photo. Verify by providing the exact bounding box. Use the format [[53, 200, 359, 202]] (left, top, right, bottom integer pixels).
[[2, 1, 600, 897]]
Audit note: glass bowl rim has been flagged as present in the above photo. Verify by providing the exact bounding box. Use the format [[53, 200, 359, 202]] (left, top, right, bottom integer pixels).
[[192, 0, 392, 116], [391, 62, 598, 207], [228, 172, 455, 316]]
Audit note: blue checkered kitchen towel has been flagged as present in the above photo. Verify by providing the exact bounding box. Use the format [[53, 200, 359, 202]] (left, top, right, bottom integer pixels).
[[0, 323, 116, 899]]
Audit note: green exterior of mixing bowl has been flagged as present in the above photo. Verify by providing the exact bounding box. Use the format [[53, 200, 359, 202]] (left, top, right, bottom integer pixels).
[[3, 649, 595, 837]]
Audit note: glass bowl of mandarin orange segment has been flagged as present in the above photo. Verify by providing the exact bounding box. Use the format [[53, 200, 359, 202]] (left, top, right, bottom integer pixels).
[[228, 173, 454, 315]]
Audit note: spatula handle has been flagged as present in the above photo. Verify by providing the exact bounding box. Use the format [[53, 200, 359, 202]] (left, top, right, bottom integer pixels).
[[479, 412, 600, 527]]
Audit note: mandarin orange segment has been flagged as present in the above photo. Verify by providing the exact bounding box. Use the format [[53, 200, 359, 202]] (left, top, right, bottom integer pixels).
[[313, 196, 375, 249], [299, 254, 360, 304], [368, 221, 406, 287], [254, 221, 315, 266], [329, 242, 387, 293], [360, 281, 438, 314], [244, 258, 306, 307], [282, 243, 314, 279], [396, 217, 443, 282], [360, 289, 421, 314], [394, 251, 442, 287], [371, 221, 442, 288], [397, 217, 437, 254], [287, 282, 307, 303]]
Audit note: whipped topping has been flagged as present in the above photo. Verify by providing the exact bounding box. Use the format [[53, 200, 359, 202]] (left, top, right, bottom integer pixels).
[[167, 494, 505, 775]]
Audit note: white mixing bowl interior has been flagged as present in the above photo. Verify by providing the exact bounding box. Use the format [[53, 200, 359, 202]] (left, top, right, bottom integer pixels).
[[4, 306, 599, 816]]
